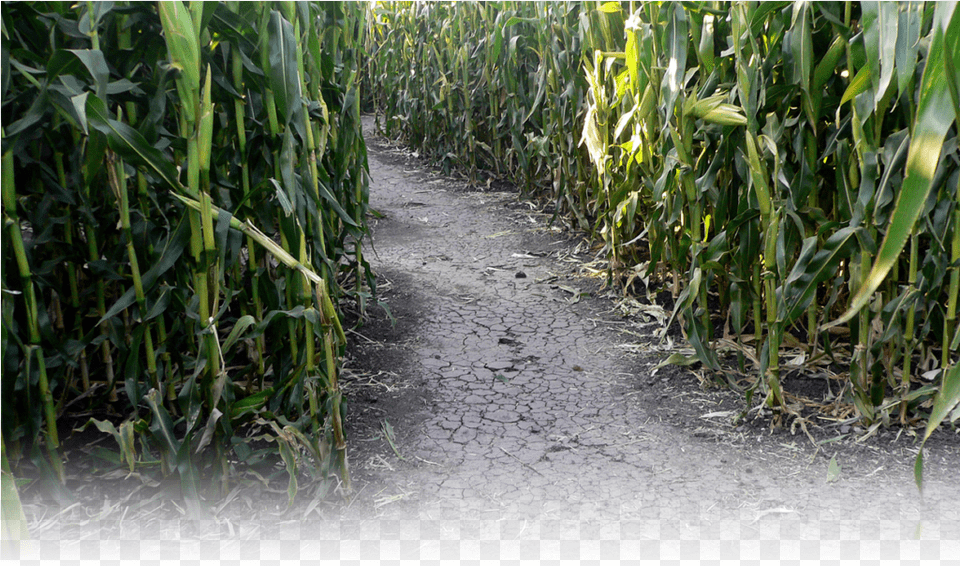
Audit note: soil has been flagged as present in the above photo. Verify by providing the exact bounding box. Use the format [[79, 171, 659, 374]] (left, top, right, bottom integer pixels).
[[6, 115, 958, 562]]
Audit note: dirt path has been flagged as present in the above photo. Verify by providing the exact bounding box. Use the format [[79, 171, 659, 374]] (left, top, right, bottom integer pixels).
[[332, 116, 959, 560], [8, 116, 957, 563]]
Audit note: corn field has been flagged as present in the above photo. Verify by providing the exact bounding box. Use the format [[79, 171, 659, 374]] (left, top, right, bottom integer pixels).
[[2, 0, 959, 538], [2, 0, 372, 523], [365, 0, 960, 484]]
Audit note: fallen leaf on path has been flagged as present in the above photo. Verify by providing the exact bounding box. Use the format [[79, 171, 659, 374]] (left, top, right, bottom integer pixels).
[[827, 455, 841, 483], [750, 507, 798, 523], [700, 410, 738, 420]]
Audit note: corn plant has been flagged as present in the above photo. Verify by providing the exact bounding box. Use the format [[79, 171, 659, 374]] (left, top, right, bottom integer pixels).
[[1, 0, 372, 523]]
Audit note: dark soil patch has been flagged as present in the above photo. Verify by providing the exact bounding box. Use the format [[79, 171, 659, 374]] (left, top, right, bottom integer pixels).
[[338, 268, 435, 491]]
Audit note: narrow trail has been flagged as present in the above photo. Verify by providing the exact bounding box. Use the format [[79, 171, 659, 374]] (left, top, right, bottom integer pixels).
[[334, 116, 959, 560]]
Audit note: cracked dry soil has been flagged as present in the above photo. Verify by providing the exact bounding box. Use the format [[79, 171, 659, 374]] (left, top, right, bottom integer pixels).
[[333, 116, 959, 560], [7, 115, 958, 563]]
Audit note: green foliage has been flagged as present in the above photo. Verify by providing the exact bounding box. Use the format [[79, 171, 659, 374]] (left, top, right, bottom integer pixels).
[[1, 0, 371, 516], [365, 0, 601, 226], [365, 1, 960, 479]]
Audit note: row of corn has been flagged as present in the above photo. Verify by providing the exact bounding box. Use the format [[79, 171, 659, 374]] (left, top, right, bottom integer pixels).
[[1, 0, 372, 526], [364, 0, 959, 485]]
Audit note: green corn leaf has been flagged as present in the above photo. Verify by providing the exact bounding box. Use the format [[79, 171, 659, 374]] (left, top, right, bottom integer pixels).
[[896, 2, 923, 100], [65, 49, 109, 100], [84, 418, 135, 473], [779, 227, 858, 326], [64, 91, 90, 135], [230, 387, 275, 420], [175, 439, 206, 519], [222, 315, 256, 352], [3, 87, 49, 137], [828, 3, 960, 329], [100, 218, 190, 324], [45, 49, 84, 80], [614, 102, 638, 140], [661, 3, 688, 119], [313, 167, 360, 227], [876, 1, 898, 104], [193, 0, 219, 37], [686, 313, 721, 371], [143, 388, 180, 474], [789, 1, 812, 93], [179, 362, 204, 433], [943, 5, 960, 121], [698, 14, 715, 74], [839, 66, 871, 108], [88, 446, 123, 466], [267, 10, 302, 128], [501, 16, 537, 34], [78, 0, 110, 35], [813, 35, 845, 92], [118, 420, 137, 474], [923, 363, 960, 444], [193, 409, 223, 455], [655, 352, 702, 370], [914, 447, 925, 492], [270, 178, 294, 216], [861, 1, 898, 105], [85, 95, 189, 196], [492, 20, 504, 61], [743, 131, 772, 219], [276, 435, 299, 507], [847, 32, 867, 70]]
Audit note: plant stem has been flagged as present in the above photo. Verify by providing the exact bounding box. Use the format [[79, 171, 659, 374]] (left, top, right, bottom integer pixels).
[[55, 151, 89, 392], [901, 230, 918, 423], [944, 207, 959, 369], [2, 135, 64, 483], [107, 149, 159, 392]]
